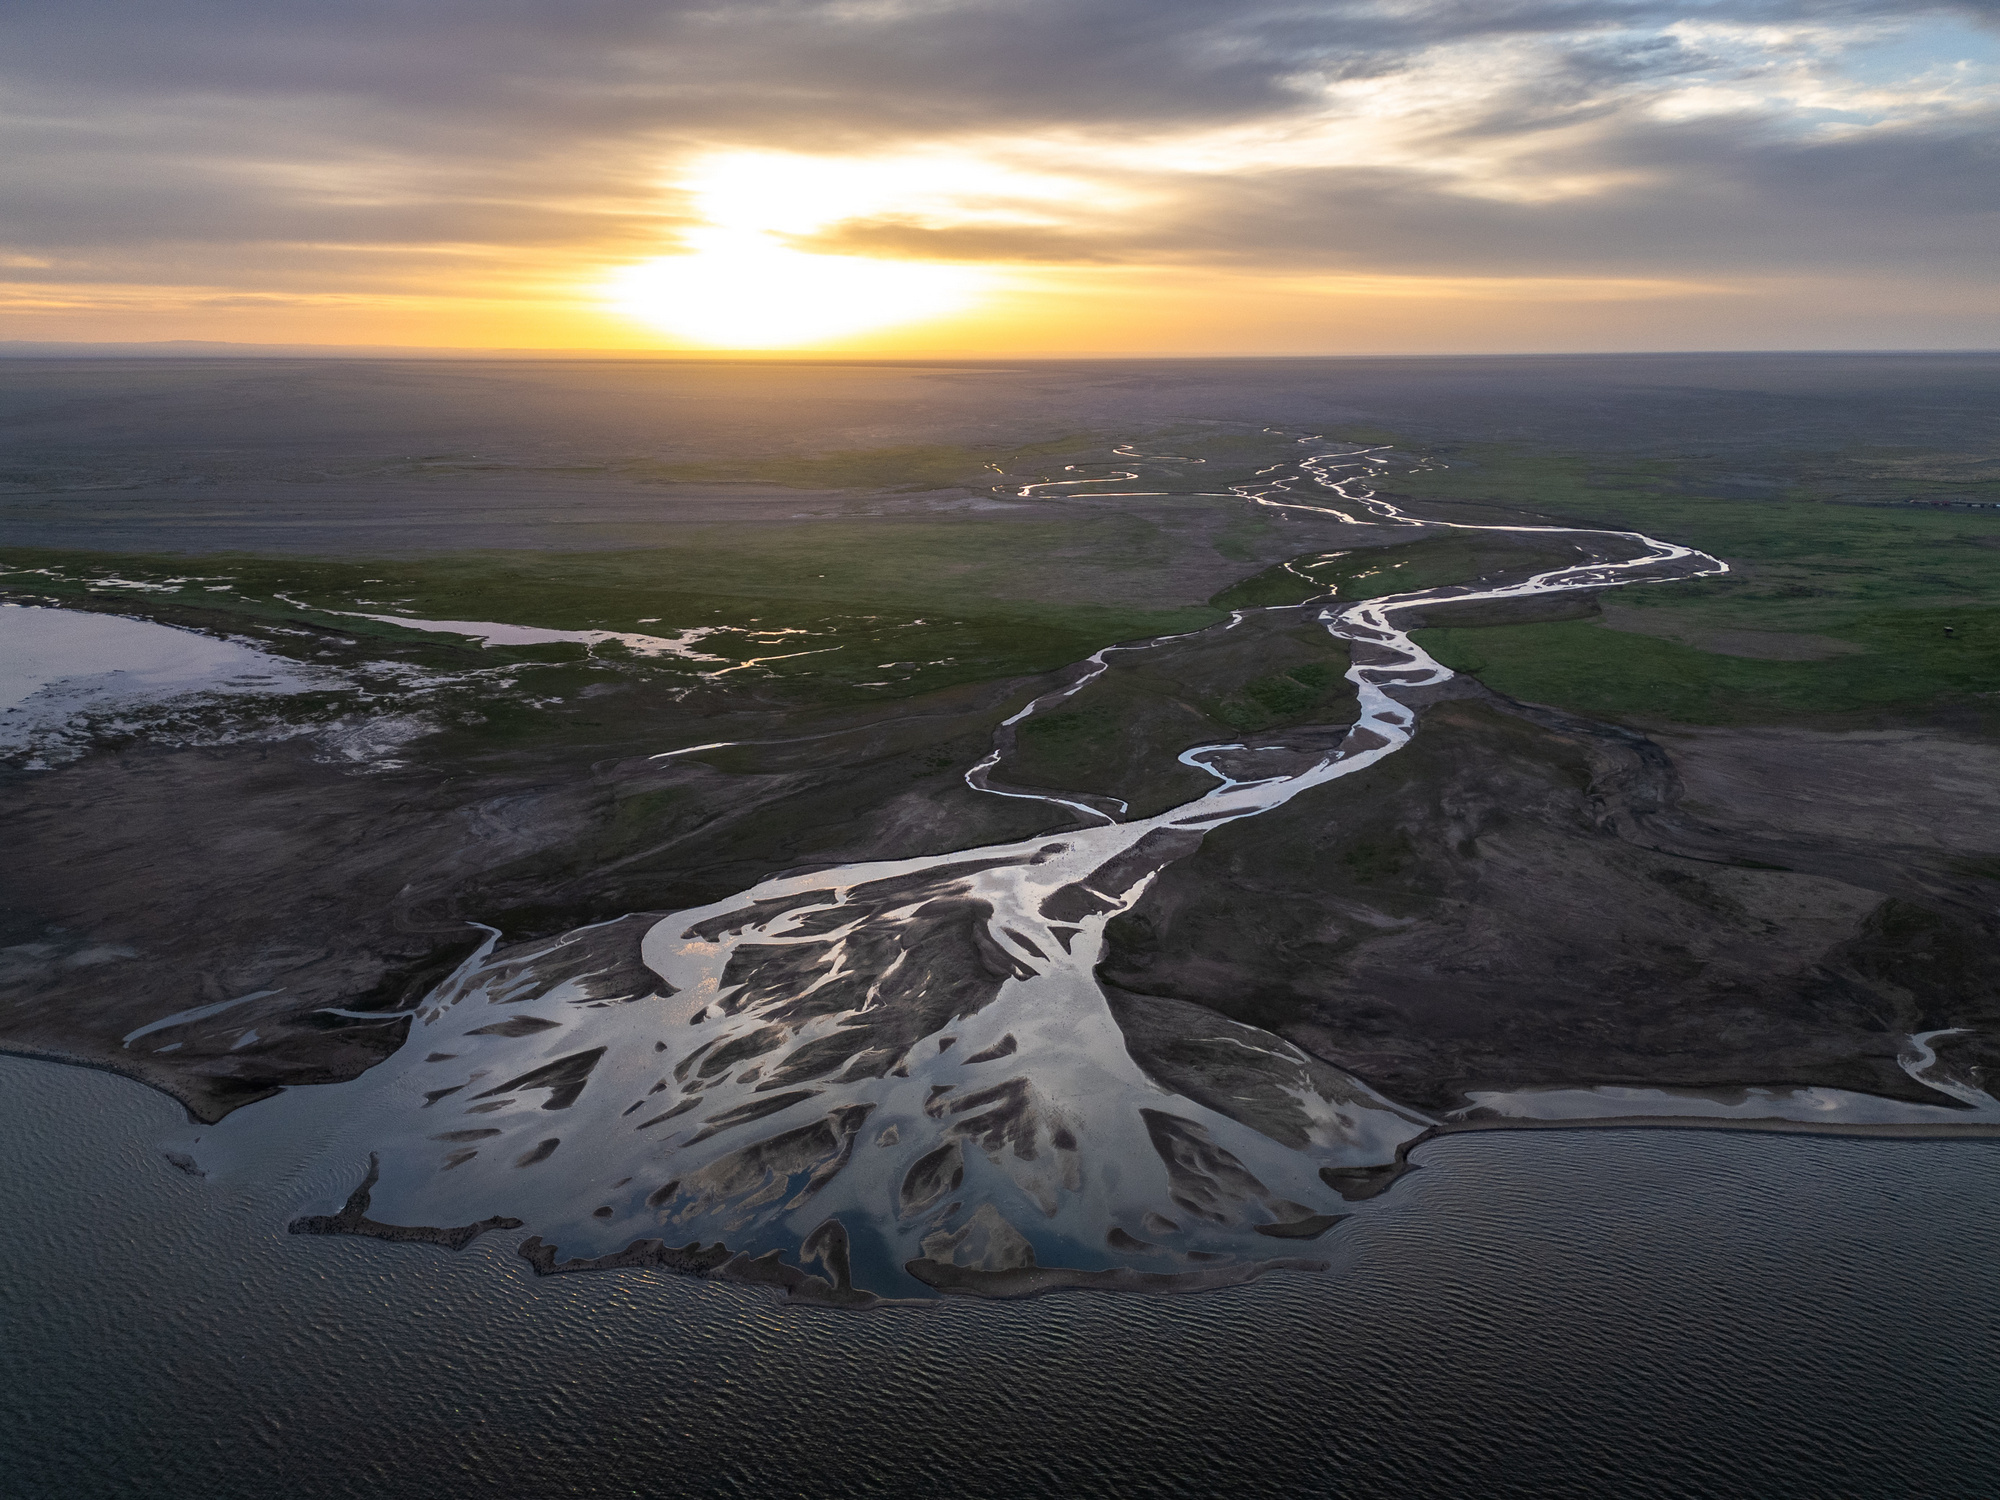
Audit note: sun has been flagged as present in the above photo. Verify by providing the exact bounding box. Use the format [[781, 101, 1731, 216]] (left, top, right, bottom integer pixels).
[[602, 149, 1069, 347], [608, 230, 984, 348]]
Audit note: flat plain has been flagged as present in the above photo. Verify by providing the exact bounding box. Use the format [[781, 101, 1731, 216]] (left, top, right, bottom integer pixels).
[[3, 353, 1996, 1299]]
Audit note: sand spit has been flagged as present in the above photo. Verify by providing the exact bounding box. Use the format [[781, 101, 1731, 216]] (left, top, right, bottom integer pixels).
[[289, 1154, 522, 1251]]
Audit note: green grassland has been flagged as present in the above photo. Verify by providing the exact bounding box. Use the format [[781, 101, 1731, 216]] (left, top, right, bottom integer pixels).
[[1005, 613, 1358, 815], [1418, 610, 2000, 726], [0, 424, 1348, 736], [0, 517, 1224, 710], [15, 422, 1991, 764], [0, 428, 1335, 780], [1210, 531, 1627, 610], [1352, 442, 2000, 728]]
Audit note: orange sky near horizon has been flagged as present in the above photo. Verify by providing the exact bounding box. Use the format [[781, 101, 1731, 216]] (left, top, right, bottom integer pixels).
[[5, 8, 2000, 355], [12, 262, 2000, 358]]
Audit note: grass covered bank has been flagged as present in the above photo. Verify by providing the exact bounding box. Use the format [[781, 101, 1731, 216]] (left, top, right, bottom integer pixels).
[[1352, 441, 2000, 728]]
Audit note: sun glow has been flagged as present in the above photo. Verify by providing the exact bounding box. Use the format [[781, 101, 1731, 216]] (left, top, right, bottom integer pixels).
[[608, 229, 985, 347], [604, 149, 1076, 346]]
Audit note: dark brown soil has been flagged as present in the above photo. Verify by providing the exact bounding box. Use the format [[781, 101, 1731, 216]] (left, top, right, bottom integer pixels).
[[1101, 690, 2000, 1111]]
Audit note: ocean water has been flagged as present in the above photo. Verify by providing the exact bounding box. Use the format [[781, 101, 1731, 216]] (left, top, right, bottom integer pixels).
[[3, 1055, 1996, 1499]]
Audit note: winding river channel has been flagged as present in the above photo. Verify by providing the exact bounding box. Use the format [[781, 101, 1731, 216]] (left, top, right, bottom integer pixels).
[[173, 442, 2000, 1303]]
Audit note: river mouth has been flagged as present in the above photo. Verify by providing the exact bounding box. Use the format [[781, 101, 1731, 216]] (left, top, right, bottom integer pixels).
[[8, 352, 1998, 1489], [8, 419, 1997, 1308], [133, 442, 1989, 1304]]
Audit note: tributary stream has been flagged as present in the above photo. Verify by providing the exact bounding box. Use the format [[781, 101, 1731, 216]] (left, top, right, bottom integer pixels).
[[147, 444, 1999, 1304]]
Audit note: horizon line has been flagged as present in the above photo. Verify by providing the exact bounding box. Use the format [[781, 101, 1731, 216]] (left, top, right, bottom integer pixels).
[[4, 339, 2000, 362]]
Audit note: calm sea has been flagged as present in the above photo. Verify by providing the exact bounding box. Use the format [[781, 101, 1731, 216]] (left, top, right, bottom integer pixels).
[[3, 1054, 1995, 1499]]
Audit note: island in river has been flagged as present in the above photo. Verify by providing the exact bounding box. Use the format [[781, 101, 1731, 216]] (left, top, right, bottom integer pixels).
[[4, 353, 1997, 1301]]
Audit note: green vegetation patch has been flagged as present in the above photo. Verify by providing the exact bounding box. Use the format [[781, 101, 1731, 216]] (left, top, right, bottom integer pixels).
[[1007, 616, 1356, 815], [1, 520, 1225, 711], [1417, 606, 2000, 727], [1203, 660, 1347, 730], [1366, 441, 2000, 726], [1210, 532, 1627, 611]]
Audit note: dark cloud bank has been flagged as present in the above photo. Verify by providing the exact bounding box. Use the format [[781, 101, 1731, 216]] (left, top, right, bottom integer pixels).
[[1, 1, 1996, 303]]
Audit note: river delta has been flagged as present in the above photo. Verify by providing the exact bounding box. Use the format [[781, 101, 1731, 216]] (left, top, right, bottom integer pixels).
[[3, 353, 1998, 1490]]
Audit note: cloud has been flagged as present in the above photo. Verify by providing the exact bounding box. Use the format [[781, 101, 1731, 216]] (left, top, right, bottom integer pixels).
[[784, 218, 1121, 263], [1, 0, 1996, 343]]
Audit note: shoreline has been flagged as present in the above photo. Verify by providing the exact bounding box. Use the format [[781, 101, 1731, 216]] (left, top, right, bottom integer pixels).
[[0, 1039, 259, 1126], [12, 1040, 1997, 1312]]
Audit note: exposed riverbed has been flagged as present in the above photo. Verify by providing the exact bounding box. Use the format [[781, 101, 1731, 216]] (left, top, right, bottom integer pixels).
[[151, 442, 1994, 1302], [6, 360, 1999, 1489]]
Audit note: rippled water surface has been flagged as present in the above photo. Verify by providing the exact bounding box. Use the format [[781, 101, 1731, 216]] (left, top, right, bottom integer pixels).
[[4, 1058, 1998, 1499]]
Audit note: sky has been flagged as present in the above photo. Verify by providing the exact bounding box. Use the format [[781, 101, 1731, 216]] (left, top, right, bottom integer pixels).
[[3, 1, 1999, 354]]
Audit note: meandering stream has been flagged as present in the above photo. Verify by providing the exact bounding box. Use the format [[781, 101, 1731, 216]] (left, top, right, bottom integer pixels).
[[175, 442, 1998, 1301]]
